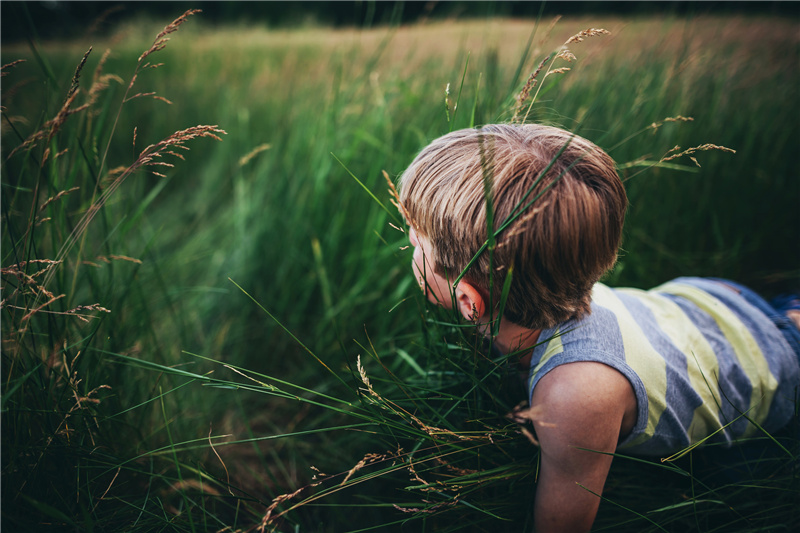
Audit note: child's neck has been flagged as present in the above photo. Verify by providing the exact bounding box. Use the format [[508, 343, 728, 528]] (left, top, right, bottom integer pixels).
[[490, 319, 541, 370]]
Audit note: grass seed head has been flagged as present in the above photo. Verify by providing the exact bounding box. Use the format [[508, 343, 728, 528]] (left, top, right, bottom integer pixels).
[[513, 54, 551, 122], [1, 59, 26, 76], [564, 27, 611, 45], [139, 9, 202, 63]]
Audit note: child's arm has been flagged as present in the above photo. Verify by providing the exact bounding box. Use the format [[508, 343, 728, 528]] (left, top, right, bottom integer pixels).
[[531, 361, 636, 533]]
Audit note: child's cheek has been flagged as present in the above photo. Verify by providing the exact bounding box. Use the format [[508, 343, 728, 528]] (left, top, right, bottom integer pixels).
[[411, 247, 427, 292], [411, 247, 452, 308]]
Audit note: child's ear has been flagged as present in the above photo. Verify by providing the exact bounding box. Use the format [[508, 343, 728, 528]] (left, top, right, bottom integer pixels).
[[454, 281, 486, 322]]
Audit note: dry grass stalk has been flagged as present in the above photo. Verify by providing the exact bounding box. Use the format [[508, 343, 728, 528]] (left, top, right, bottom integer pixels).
[[139, 9, 202, 64], [91, 467, 121, 513], [664, 115, 694, 123], [86, 4, 125, 36], [160, 478, 222, 514], [555, 49, 577, 62], [516, 26, 610, 124], [7, 89, 90, 161], [358, 355, 485, 443], [19, 360, 113, 489], [66, 47, 93, 102], [208, 426, 235, 496], [661, 143, 736, 162], [1, 59, 26, 76], [42, 124, 226, 291], [102, 165, 128, 185], [383, 169, 413, 228], [6, 297, 111, 323], [434, 455, 479, 476], [512, 55, 550, 123], [95, 254, 143, 264], [356, 354, 384, 403], [649, 115, 694, 133], [340, 452, 386, 486], [310, 465, 329, 482], [545, 67, 571, 77], [564, 28, 611, 44], [238, 143, 272, 167], [4, 258, 62, 270], [93, 8, 199, 189], [407, 460, 439, 492], [393, 499, 458, 514], [1, 260, 62, 307], [19, 293, 65, 322], [257, 486, 306, 532], [497, 201, 551, 249], [10, 48, 94, 162], [223, 364, 278, 391], [507, 403, 553, 446], [39, 187, 80, 212]]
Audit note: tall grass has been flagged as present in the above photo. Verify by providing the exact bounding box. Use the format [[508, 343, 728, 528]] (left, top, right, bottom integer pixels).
[[2, 7, 798, 532]]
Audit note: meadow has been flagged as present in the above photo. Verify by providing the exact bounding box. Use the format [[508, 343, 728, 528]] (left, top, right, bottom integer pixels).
[[2, 7, 799, 532]]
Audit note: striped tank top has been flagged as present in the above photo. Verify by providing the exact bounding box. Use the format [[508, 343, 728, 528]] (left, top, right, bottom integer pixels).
[[526, 277, 800, 456]]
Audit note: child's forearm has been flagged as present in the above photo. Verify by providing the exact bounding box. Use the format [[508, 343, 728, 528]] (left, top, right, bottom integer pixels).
[[533, 463, 606, 533]]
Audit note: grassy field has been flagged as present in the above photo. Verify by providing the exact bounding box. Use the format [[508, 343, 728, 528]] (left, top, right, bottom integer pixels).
[[2, 7, 799, 532]]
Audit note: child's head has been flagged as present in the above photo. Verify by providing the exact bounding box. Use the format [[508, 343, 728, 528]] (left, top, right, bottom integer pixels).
[[399, 123, 626, 330]]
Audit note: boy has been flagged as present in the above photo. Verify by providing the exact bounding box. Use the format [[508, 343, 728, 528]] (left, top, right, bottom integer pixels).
[[398, 124, 800, 532]]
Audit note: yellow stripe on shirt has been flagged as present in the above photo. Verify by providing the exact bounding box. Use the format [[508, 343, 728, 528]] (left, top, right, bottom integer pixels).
[[655, 282, 778, 436], [528, 330, 564, 394], [593, 284, 668, 448], [617, 288, 724, 442]]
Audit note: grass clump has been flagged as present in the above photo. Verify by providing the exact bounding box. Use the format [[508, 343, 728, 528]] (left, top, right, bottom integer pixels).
[[2, 9, 239, 532]]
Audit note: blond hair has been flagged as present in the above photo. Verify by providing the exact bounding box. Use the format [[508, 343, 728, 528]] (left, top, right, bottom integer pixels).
[[399, 124, 626, 330]]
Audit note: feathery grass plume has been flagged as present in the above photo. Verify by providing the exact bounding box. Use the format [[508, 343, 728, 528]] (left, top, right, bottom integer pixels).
[[661, 143, 736, 162], [545, 67, 571, 77], [340, 452, 386, 485], [564, 27, 611, 44], [2, 12, 240, 530], [383, 169, 413, 229], [517, 26, 610, 124], [1, 260, 61, 304], [139, 9, 202, 63], [42, 124, 225, 291], [38, 186, 80, 213], [649, 115, 694, 134], [7, 86, 89, 161], [555, 49, 577, 62], [98, 8, 200, 181], [11, 47, 92, 162], [66, 47, 92, 102], [16, 301, 111, 323], [1, 59, 26, 76], [512, 54, 550, 123]]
